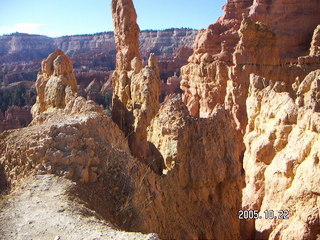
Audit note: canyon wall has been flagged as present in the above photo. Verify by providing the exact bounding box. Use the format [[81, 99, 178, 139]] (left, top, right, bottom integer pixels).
[[181, 0, 320, 239], [0, 29, 197, 85], [110, 0, 243, 239], [242, 71, 320, 239], [181, 0, 320, 130]]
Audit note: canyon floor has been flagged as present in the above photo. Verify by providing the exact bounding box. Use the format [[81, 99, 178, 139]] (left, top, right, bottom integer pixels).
[[0, 174, 158, 240]]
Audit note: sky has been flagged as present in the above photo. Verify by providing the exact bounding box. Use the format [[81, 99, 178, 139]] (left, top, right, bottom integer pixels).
[[0, 0, 226, 37]]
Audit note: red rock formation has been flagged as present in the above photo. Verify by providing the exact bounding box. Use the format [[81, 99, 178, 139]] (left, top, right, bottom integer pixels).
[[180, 1, 320, 239], [160, 73, 182, 100], [182, 0, 320, 131], [249, 0, 320, 59], [298, 25, 320, 65], [0, 106, 32, 132], [134, 97, 243, 239]]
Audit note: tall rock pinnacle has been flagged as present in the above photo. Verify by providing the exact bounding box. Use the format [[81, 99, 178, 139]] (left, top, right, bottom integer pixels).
[[111, 0, 161, 162], [111, 0, 141, 71]]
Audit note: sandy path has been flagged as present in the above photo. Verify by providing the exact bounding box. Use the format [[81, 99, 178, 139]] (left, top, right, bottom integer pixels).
[[0, 174, 158, 240]]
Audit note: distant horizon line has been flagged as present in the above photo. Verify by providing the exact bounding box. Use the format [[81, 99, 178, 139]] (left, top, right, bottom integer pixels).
[[0, 27, 199, 38]]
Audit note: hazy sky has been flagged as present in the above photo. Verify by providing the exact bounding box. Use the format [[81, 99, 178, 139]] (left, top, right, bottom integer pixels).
[[0, 0, 226, 37]]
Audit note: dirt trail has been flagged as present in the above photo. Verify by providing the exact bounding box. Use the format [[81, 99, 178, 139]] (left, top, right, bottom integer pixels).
[[0, 174, 158, 240]]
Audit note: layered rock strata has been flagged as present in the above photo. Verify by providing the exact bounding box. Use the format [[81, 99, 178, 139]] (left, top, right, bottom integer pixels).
[[0, 29, 196, 85]]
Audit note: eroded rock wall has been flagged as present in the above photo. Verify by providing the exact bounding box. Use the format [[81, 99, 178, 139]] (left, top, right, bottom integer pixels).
[[180, 0, 320, 239], [181, 0, 320, 132], [110, 0, 244, 239], [133, 97, 243, 240], [242, 71, 320, 239]]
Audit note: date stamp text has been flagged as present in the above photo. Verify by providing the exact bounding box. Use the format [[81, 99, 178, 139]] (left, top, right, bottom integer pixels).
[[239, 210, 289, 220]]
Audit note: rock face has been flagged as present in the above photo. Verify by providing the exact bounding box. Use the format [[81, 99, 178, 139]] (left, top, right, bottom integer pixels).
[[1, 1, 320, 240], [182, 0, 320, 130], [242, 71, 320, 239], [160, 72, 182, 101], [298, 25, 320, 65], [180, 0, 320, 239], [111, 0, 161, 160], [138, 97, 242, 239], [0, 45, 243, 240], [310, 25, 320, 57], [110, 1, 243, 239]]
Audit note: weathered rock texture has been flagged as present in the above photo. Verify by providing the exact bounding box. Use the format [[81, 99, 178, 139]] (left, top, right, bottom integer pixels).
[[242, 71, 320, 239], [136, 97, 242, 239], [299, 25, 320, 65], [2, 1, 320, 240], [31, 49, 78, 117], [110, 0, 243, 239], [111, 0, 161, 160], [0, 50, 141, 229], [0, 49, 117, 185], [160, 73, 182, 101], [182, 0, 320, 131], [180, 0, 320, 239], [1, 47, 243, 240]]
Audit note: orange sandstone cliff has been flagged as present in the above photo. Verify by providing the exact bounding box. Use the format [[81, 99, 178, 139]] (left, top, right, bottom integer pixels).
[[181, 0, 320, 239], [181, 0, 320, 130]]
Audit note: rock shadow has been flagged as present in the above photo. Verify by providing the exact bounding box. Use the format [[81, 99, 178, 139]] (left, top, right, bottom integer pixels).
[[0, 163, 8, 194], [146, 142, 166, 175], [66, 146, 138, 231]]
